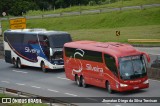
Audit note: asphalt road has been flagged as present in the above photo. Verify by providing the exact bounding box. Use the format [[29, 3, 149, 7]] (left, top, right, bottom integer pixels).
[[0, 59, 160, 106], [0, 47, 160, 106]]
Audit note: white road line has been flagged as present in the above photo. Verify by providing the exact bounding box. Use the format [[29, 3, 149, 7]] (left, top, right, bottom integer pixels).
[[57, 77, 70, 80], [15, 83, 25, 86], [86, 97, 98, 102], [65, 93, 77, 97], [46, 103, 59, 106], [31, 86, 41, 89], [115, 104, 121, 106], [106, 103, 111, 104], [149, 79, 160, 83], [0, 59, 4, 61], [51, 104, 59, 106], [12, 70, 28, 74], [1, 81, 10, 83], [47, 89, 59, 93]]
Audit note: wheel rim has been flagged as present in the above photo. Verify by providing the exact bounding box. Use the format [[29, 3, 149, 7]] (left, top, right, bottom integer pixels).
[[42, 63, 46, 72], [107, 82, 111, 93], [18, 60, 21, 68], [82, 78, 86, 87], [76, 76, 79, 85], [13, 59, 17, 67]]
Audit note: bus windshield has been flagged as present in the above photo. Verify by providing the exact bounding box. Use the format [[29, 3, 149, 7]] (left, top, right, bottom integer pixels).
[[119, 55, 147, 80], [49, 34, 72, 48]]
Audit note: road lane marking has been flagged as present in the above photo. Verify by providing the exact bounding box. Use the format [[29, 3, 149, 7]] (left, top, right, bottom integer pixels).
[[106, 103, 111, 104], [86, 97, 98, 102], [31, 86, 41, 89], [1, 81, 10, 83], [57, 77, 70, 80], [115, 105, 121, 106], [65, 93, 77, 97], [47, 89, 59, 93], [12, 70, 28, 74], [51, 104, 59, 106], [15, 83, 25, 86], [0, 59, 5, 61], [46, 103, 59, 106], [149, 79, 160, 83]]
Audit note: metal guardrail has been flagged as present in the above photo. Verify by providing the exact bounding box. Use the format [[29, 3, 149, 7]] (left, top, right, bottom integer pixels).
[[0, 87, 77, 106], [0, 4, 160, 21]]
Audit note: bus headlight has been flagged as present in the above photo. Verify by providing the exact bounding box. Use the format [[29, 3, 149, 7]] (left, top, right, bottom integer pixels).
[[120, 83, 128, 87], [143, 80, 149, 84]]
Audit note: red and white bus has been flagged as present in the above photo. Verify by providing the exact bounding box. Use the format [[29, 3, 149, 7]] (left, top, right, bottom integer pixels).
[[63, 41, 150, 93]]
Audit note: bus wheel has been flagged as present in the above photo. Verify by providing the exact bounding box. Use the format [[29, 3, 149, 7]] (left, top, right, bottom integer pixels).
[[81, 76, 87, 88], [41, 62, 47, 73], [106, 82, 113, 94], [75, 75, 81, 87], [17, 59, 22, 69], [13, 58, 17, 68]]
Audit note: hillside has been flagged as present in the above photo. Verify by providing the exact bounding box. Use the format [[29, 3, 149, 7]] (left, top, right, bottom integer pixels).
[[26, 0, 160, 16], [1, 7, 160, 44]]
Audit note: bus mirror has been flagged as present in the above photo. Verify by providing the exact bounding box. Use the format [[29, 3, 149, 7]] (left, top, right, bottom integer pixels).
[[142, 52, 150, 63], [50, 48, 53, 56]]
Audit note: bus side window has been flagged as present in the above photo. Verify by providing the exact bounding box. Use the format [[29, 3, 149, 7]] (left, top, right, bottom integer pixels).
[[39, 35, 49, 47], [104, 54, 118, 76], [65, 47, 75, 58], [39, 35, 50, 59]]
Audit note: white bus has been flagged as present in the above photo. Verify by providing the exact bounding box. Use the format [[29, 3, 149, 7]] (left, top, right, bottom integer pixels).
[[4, 29, 72, 72]]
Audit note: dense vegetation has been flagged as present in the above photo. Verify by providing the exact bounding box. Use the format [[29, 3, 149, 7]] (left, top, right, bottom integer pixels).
[[1, 0, 159, 16], [0, 0, 119, 16]]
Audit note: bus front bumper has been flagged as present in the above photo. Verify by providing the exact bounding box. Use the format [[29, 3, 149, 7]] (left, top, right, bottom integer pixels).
[[118, 83, 149, 92]]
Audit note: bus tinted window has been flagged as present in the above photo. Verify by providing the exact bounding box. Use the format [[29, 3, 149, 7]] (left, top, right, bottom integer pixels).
[[39, 35, 49, 47], [50, 34, 72, 48], [65, 47, 75, 57], [65, 47, 103, 63], [23, 34, 38, 45], [104, 54, 118, 76], [7, 33, 23, 45]]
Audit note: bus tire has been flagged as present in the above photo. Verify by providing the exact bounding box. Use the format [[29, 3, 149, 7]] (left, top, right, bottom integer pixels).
[[81, 76, 87, 88], [75, 75, 81, 87], [13, 58, 17, 68], [106, 81, 113, 94], [41, 62, 47, 73], [17, 58, 22, 69]]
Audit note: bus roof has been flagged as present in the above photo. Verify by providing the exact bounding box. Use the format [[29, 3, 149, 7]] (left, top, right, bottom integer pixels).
[[64, 40, 142, 58], [4, 29, 69, 36]]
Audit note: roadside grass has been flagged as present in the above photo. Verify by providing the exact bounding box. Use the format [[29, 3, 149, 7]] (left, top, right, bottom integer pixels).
[[0, 93, 8, 97], [26, 0, 160, 16], [68, 25, 160, 44], [1, 8, 160, 44], [0, 93, 47, 106], [2, 8, 160, 31]]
